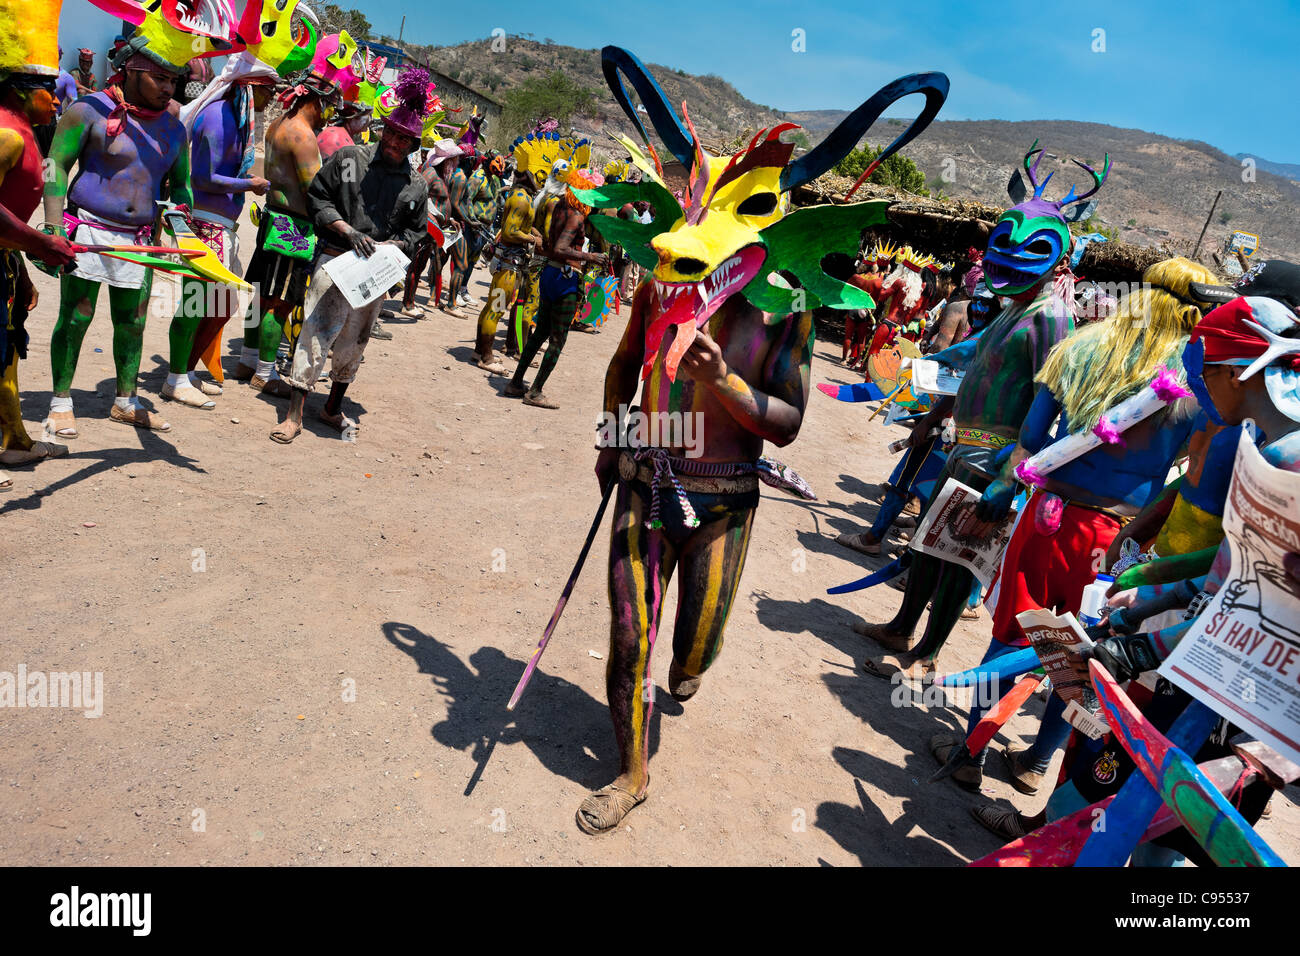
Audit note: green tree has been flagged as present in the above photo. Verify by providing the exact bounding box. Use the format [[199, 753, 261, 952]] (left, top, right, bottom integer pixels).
[[499, 71, 598, 144], [321, 4, 371, 42], [831, 143, 928, 196]]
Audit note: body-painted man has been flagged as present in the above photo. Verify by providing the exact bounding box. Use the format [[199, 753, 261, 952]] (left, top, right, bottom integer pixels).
[[472, 131, 588, 372], [857, 141, 1108, 678], [403, 138, 459, 315], [440, 150, 479, 317], [561, 47, 947, 832], [510, 158, 579, 356], [42, 36, 198, 435], [270, 65, 428, 444], [235, 33, 351, 393], [0, 0, 78, 485], [502, 169, 606, 409], [933, 256, 1216, 792], [162, 53, 277, 409]]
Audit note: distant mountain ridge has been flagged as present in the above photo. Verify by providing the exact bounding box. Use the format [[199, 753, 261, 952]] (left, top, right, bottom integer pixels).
[[416, 38, 1299, 260]]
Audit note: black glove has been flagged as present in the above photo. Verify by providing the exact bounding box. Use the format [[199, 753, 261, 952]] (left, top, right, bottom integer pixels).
[[1092, 633, 1161, 683]]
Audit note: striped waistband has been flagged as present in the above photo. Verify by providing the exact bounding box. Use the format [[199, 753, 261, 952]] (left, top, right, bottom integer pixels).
[[955, 427, 1015, 449]]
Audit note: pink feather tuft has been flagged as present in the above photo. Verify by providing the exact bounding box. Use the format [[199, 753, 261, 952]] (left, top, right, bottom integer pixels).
[[1014, 461, 1046, 487], [1092, 418, 1126, 447], [1150, 365, 1193, 403]]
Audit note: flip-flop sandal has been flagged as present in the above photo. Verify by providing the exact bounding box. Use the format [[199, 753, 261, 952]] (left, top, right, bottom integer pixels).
[[852, 619, 917, 653], [522, 391, 559, 409], [44, 410, 78, 439], [0, 440, 69, 466], [0, 468, 11, 489], [162, 383, 216, 409], [476, 357, 507, 374], [576, 783, 647, 835], [109, 405, 171, 432], [269, 424, 301, 444], [194, 378, 223, 396], [251, 375, 293, 398], [317, 411, 358, 433], [836, 531, 881, 556]]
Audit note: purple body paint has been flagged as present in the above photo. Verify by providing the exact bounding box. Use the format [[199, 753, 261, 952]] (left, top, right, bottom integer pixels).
[[65, 92, 185, 226], [191, 97, 253, 221]]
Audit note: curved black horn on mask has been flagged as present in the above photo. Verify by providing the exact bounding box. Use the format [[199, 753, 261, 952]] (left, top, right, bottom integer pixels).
[[601, 46, 694, 169], [781, 71, 949, 193]]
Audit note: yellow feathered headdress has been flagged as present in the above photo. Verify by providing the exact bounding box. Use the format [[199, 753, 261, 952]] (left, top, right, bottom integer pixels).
[[511, 130, 592, 188]]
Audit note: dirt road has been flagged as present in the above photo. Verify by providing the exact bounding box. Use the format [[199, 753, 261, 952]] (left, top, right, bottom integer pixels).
[[3, 223, 1296, 865]]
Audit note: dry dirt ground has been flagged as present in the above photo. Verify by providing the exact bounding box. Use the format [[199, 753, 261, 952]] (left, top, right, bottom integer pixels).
[[3, 211, 1297, 866]]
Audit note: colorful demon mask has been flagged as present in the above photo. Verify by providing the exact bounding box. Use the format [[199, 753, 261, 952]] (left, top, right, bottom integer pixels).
[[984, 140, 1110, 297], [572, 47, 947, 380], [311, 31, 360, 92], [510, 130, 592, 190], [234, 0, 319, 77], [93, 0, 236, 72]]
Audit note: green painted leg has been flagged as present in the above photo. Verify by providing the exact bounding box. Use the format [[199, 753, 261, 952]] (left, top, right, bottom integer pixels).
[[108, 278, 151, 396], [169, 276, 204, 372], [50, 275, 102, 395]]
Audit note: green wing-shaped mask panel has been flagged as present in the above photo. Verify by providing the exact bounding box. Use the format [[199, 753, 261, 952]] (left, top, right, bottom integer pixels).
[[742, 200, 891, 318], [571, 180, 684, 270]]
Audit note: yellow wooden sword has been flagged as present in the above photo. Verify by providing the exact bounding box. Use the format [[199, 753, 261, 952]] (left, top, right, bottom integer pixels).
[[157, 202, 253, 293]]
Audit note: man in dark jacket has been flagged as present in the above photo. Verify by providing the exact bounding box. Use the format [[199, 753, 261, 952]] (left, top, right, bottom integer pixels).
[[271, 121, 426, 443]]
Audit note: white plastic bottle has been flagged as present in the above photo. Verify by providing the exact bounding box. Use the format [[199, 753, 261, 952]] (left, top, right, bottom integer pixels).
[[1078, 573, 1114, 627]]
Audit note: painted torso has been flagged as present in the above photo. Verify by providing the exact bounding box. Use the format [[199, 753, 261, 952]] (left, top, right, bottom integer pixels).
[[1155, 416, 1241, 556], [65, 92, 184, 226], [263, 112, 319, 216], [951, 284, 1073, 440], [56, 71, 79, 109], [316, 125, 354, 160], [635, 286, 812, 465], [190, 97, 248, 221], [0, 106, 45, 222], [497, 187, 534, 247]]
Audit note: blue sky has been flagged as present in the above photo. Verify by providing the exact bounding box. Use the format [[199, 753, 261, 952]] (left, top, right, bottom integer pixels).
[[355, 0, 1296, 163]]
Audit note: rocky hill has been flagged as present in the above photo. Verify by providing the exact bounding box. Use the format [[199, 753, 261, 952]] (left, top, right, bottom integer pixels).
[[411, 38, 1299, 260]]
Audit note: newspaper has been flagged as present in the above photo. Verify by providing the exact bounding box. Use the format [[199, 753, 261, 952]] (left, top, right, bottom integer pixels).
[[909, 477, 1019, 587], [1159, 429, 1300, 767], [1017, 607, 1108, 739], [911, 359, 966, 397], [322, 245, 411, 309]]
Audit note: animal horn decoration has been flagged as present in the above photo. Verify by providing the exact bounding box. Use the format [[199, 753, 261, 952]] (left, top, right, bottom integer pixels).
[[983, 138, 1111, 297], [572, 46, 948, 381], [795, 71, 950, 198]]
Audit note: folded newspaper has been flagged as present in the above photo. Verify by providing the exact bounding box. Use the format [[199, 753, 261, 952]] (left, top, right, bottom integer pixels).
[[1159, 429, 1300, 767], [322, 245, 412, 309], [909, 477, 1018, 588], [1016, 607, 1108, 739]]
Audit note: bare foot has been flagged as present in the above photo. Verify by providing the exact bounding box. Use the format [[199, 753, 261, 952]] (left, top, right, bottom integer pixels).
[[668, 659, 702, 701], [475, 351, 507, 374]]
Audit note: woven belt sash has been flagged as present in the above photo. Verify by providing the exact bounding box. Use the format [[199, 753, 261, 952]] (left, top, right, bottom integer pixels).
[[618, 448, 758, 530]]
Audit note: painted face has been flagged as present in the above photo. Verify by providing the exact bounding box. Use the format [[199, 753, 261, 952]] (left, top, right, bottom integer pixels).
[[21, 85, 59, 127], [983, 208, 1069, 297]]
